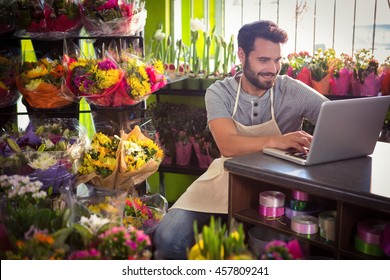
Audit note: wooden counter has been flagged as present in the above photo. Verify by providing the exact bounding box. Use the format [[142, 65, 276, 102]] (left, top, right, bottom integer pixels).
[[224, 141, 390, 259]]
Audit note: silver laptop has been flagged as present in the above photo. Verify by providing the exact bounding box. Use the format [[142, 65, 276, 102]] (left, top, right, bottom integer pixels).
[[263, 96, 390, 166]]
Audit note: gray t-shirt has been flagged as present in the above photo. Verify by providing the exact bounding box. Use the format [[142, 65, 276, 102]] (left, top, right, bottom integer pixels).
[[205, 74, 329, 134]]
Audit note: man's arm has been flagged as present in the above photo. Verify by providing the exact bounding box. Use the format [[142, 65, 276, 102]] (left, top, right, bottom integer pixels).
[[208, 118, 312, 157]]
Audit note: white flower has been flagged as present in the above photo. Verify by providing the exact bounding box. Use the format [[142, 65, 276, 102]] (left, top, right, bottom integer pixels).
[[28, 153, 58, 170], [190, 18, 206, 32], [43, 139, 55, 149], [153, 29, 166, 41], [80, 214, 110, 234]]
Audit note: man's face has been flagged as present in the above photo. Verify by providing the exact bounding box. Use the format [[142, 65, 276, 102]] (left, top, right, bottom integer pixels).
[[241, 38, 283, 91]]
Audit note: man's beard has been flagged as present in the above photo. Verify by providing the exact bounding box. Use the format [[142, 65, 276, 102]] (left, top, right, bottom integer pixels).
[[243, 58, 277, 90]]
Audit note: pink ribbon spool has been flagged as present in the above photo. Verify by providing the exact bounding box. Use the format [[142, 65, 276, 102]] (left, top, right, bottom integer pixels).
[[258, 205, 285, 218], [291, 215, 319, 235], [292, 189, 309, 201], [259, 191, 285, 208], [357, 219, 390, 245]]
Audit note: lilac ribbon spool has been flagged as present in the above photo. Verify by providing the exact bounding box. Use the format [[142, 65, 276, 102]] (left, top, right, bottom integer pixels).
[[292, 189, 309, 201], [291, 215, 319, 234], [259, 191, 285, 208], [357, 219, 390, 245], [285, 205, 322, 219], [258, 205, 285, 218]]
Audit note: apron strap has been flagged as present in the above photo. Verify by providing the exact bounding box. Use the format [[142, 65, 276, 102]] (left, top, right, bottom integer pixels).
[[233, 76, 275, 121]]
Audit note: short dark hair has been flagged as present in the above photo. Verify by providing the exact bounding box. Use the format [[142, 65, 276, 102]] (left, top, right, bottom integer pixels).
[[237, 20, 288, 55]]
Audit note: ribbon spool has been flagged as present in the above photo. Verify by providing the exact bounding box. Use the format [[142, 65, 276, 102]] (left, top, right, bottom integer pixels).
[[292, 190, 309, 201], [289, 199, 308, 211], [259, 191, 285, 208], [356, 219, 390, 245], [291, 215, 319, 235], [318, 211, 337, 241], [354, 236, 385, 257], [258, 205, 285, 218], [285, 205, 322, 219]]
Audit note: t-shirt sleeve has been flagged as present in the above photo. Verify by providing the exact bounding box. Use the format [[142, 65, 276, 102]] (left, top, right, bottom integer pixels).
[[205, 86, 232, 123]]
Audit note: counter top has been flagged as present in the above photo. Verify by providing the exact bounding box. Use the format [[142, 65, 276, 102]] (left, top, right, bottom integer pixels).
[[224, 141, 390, 212]]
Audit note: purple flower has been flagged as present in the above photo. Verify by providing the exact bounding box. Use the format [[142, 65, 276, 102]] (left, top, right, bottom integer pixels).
[[98, 60, 117, 70]]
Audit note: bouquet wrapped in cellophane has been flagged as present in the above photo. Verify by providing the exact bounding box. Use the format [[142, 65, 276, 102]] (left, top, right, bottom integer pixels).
[[0, 118, 88, 193], [77, 125, 164, 194], [15, 56, 75, 109], [113, 51, 167, 107], [14, 0, 81, 39], [63, 53, 125, 107], [0, 53, 20, 108], [79, 0, 147, 36], [123, 193, 167, 235]]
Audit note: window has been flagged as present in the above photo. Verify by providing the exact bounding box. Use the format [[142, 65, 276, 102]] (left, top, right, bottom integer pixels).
[[173, 0, 390, 63]]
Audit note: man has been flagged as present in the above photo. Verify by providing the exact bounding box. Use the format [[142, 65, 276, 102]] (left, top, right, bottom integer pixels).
[[153, 20, 328, 259]]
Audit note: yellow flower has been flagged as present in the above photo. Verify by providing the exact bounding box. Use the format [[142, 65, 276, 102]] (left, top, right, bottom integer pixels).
[[188, 240, 206, 260], [26, 65, 49, 79], [96, 69, 121, 89], [25, 79, 44, 91]]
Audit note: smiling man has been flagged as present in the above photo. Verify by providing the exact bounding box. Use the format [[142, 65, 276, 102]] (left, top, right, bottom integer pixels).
[[153, 20, 328, 260]]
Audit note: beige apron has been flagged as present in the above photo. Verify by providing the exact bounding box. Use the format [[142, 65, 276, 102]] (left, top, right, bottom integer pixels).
[[171, 77, 282, 214]]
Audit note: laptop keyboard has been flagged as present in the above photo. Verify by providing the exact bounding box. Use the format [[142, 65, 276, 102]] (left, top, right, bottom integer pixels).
[[285, 148, 308, 160]]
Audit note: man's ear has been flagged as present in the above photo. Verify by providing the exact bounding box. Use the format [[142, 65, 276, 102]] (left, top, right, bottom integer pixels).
[[237, 47, 245, 63]]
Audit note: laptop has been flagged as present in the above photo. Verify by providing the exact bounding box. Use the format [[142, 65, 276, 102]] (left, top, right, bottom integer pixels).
[[263, 96, 390, 166]]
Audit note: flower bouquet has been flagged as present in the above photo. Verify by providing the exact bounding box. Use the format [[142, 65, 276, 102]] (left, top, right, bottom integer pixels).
[[0, 54, 20, 108], [79, 0, 147, 36], [122, 193, 167, 235], [351, 49, 384, 96], [14, 0, 81, 38], [0, 0, 16, 35], [118, 125, 164, 191], [63, 54, 124, 107], [77, 125, 163, 193], [328, 52, 353, 95], [114, 54, 167, 107], [0, 118, 87, 193], [286, 51, 312, 87], [15, 57, 74, 109]]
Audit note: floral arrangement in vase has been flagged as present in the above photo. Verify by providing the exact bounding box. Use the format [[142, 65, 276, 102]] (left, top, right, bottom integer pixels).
[[309, 48, 336, 94], [14, 0, 81, 38], [351, 49, 384, 96], [380, 56, 390, 96], [0, 118, 87, 192], [328, 52, 354, 95], [286, 51, 312, 87], [123, 193, 167, 235], [0, 54, 19, 108], [188, 216, 253, 260], [79, 0, 147, 36], [16, 57, 73, 109]]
